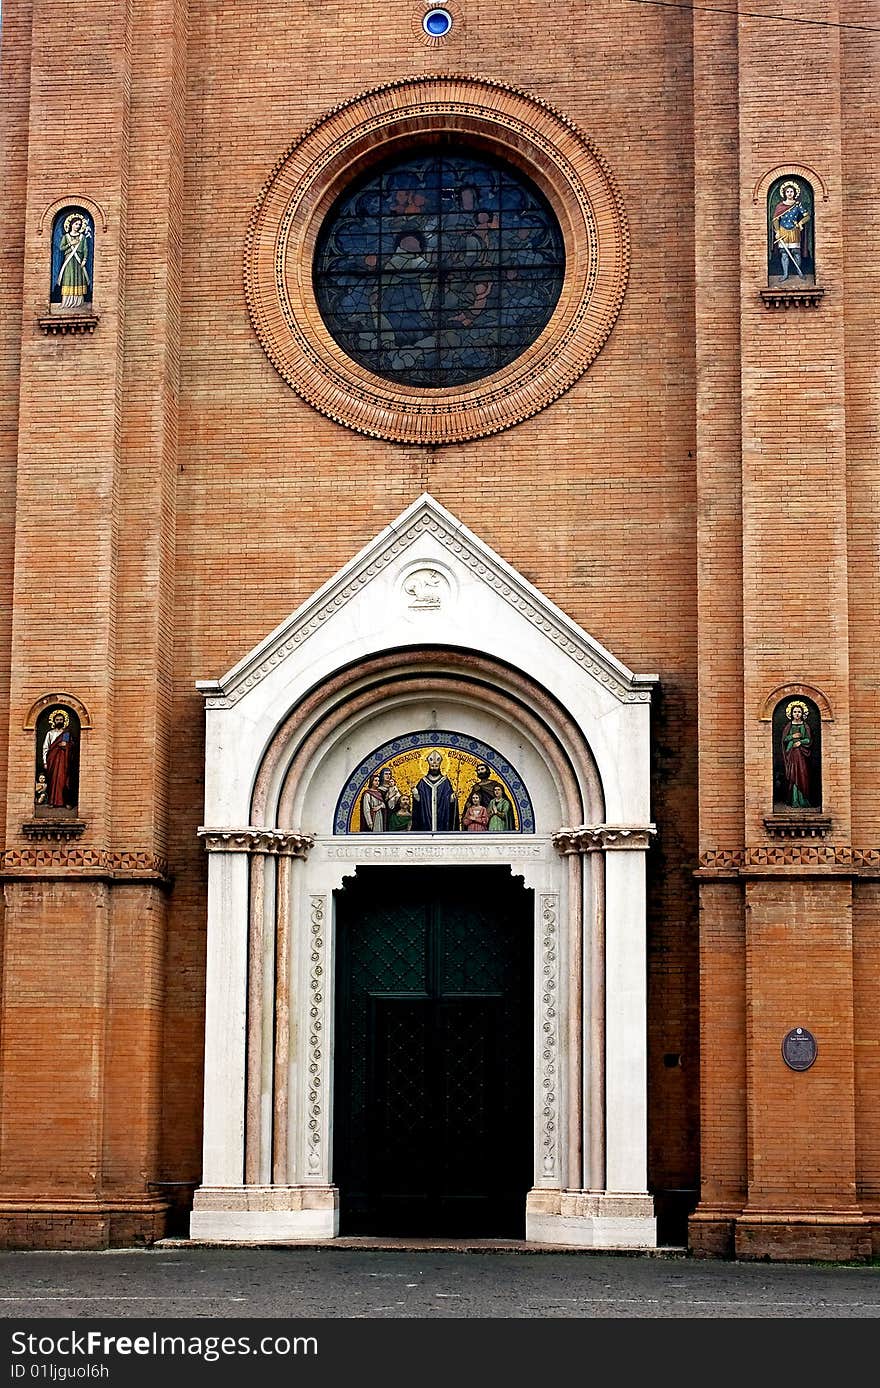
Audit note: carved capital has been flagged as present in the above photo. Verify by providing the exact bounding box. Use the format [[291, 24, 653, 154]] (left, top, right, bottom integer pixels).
[[198, 827, 314, 859], [553, 823, 656, 855]]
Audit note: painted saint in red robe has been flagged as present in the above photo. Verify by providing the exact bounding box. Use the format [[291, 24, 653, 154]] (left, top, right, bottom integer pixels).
[[42, 709, 73, 808]]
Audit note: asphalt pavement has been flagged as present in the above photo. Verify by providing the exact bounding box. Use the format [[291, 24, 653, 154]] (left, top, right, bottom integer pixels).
[[0, 1241, 877, 1319]]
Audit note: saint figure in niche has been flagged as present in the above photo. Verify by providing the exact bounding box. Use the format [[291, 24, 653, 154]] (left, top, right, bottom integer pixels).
[[51, 208, 94, 307], [34, 706, 80, 811], [767, 179, 814, 282], [772, 697, 822, 810]]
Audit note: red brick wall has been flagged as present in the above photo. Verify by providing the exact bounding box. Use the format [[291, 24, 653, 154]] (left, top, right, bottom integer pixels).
[[0, 0, 876, 1256], [160, 0, 700, 1222]]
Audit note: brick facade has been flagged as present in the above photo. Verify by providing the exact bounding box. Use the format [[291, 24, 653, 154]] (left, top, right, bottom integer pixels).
[[0, 0, 876, 1258]]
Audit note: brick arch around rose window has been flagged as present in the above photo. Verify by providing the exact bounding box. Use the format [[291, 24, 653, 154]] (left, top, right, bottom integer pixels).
[[244, 75, 630, 444]]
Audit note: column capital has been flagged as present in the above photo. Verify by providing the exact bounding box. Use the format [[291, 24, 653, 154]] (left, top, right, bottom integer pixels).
[[552, 824, 656, 855], [198, 827, 314, 859]]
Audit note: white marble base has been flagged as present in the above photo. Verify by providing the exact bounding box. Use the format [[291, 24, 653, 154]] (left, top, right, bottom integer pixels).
[[189, 1185, 339, 1242], [526, 1190, 657, 1249]]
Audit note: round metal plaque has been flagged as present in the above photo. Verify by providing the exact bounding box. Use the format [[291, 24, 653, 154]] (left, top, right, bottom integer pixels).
[[782, 1027, 818, 1072]]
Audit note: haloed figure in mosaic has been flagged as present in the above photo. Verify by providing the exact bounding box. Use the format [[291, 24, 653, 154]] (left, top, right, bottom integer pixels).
[[388, 791, 413, 832], [411, 751, 460, 832], [52, 210, 93, 307], [360, 772, 387, 832], [462, 790, 490, 832], [39, 707, 76, 809], [359, 766, 404, 831], [378, 766, 401, 819], [769, 179, 813, 282], [780, 701, 813, 807], [470, 761, 496, 809], [487, 783, 513, 832]]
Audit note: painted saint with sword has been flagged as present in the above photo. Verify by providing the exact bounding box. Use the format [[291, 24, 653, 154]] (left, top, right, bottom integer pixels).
[[770, 180, 812, 280]]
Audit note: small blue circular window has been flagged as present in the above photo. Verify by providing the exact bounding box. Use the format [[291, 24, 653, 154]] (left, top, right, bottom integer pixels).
[[423, 8, 452, 36]]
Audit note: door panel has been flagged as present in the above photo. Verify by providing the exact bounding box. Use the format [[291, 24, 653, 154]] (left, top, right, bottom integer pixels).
[[334, 866, 533, 1236]]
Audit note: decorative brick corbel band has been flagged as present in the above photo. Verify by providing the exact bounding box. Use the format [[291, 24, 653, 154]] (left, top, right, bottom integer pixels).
[[553, 824, 656, 855], [37, 313, 100, 335], [759, 287, 824, 310], [198, 827, 314, 858], [763, 813, 832, 839], [21, 818, 87, 842]]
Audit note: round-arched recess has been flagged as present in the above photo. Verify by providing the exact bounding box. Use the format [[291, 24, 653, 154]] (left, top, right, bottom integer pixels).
[[251, 649, 602, 836], [191, 494, 657, 1250]]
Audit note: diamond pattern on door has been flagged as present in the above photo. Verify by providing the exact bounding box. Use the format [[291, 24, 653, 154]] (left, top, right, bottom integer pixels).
[[334, 866, 533, 1236]]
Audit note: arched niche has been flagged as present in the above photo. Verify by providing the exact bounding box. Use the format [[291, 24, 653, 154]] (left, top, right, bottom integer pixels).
[[766, 174, 816, 285], [24, 693, 91, 828], [33, 703, 82, 815], [771, 693, 822, 812], [49, 206, 95, 308], [251, 649, 602, 836]]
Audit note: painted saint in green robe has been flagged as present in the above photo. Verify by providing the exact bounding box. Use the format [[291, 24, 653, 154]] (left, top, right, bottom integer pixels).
[[55, 212, 92, 308]]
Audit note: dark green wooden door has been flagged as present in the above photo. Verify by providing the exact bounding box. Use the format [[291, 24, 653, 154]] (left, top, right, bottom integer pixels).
[[333, 866, 533, 1236]]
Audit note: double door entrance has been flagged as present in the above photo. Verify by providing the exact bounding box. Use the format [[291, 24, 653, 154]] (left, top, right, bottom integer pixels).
[[333, 866, 533, 1237]]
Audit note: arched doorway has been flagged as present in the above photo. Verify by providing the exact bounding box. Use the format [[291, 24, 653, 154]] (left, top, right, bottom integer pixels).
[[191, 495, 658, 1249], [333, 865, 533, 1237]]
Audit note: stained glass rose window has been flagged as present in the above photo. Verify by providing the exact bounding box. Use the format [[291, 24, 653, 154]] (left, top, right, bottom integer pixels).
[[313, 150, 566, 388]]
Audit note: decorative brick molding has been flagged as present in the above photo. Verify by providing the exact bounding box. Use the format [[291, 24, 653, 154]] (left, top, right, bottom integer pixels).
[[244, 74, 630, 445], [696, 848, 741, 871], [758, 683, 833, 721], [1, 847, 170, 881], [553, 824, 656, 854], [37, 194, 109, 234], [21, 817, 86, 842], [697, 845, 880, 876], [23, 691, 92, 730], [37, 313, 100, 335], [760, 287, 824, 310], [763, 813, 832, 839], [752, 162, 829, 205], [198, 828, 314, 858]]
